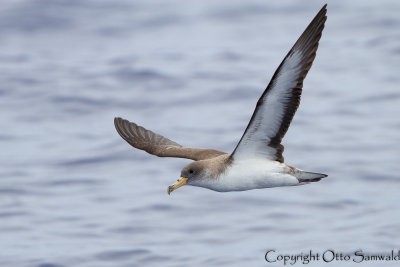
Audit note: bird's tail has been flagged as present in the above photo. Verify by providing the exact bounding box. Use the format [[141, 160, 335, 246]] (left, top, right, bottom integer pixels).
[[295, 170, 328, 183]]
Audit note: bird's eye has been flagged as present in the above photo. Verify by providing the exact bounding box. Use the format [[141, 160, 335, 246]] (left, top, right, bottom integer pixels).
[[189, 169, 194, 174]]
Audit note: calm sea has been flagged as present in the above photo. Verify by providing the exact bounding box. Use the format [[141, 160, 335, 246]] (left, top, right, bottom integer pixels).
[[0, 0, 399, 266]]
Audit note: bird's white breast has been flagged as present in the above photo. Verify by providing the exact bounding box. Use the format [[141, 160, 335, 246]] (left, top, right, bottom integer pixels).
[[196, 158, 299, 192]]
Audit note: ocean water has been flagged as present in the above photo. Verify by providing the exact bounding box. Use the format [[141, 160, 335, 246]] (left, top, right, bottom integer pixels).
[[1, 0, 399, 266]]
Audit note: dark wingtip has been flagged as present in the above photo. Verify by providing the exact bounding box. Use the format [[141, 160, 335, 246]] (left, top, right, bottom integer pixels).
[[114, 117, 122, 130], [114, 117, 130, 140], [114, 117, 123, 122], [320, 4, 327, 13]]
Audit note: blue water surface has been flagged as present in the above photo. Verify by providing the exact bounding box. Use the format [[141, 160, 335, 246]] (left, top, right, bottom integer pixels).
[[0, 0, 399, 266]]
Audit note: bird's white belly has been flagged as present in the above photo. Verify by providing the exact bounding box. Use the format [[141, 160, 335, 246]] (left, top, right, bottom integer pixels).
[[199, 159, 299, 192]]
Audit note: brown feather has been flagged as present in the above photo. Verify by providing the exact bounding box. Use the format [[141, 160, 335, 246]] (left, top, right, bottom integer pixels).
[[114, 117, 227, 161]]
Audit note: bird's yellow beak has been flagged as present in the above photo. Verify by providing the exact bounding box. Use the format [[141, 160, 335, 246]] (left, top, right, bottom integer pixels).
[[167, 177, 188, 195]]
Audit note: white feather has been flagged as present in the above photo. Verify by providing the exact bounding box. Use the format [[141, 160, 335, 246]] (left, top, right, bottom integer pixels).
[[189, 159, 299, 192], [234, 50, 303, 160]]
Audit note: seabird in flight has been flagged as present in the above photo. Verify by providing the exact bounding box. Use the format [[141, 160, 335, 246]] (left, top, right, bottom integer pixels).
[[114, 4, 328, 194]]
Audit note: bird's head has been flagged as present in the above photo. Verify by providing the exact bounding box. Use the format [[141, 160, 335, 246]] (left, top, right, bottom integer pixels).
[[167, 161, 205, 195]]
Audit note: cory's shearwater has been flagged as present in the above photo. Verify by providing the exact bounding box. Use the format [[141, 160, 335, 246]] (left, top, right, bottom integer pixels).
[[114, 4, 328, 194]]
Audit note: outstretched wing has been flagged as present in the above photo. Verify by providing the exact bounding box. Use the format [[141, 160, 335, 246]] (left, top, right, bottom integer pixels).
[[232, 5, 327, 163], [114, 117, 227, 161]]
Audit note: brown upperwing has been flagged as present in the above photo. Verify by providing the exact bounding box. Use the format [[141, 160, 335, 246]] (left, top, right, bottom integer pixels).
[[114, 117, 227, 161]]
